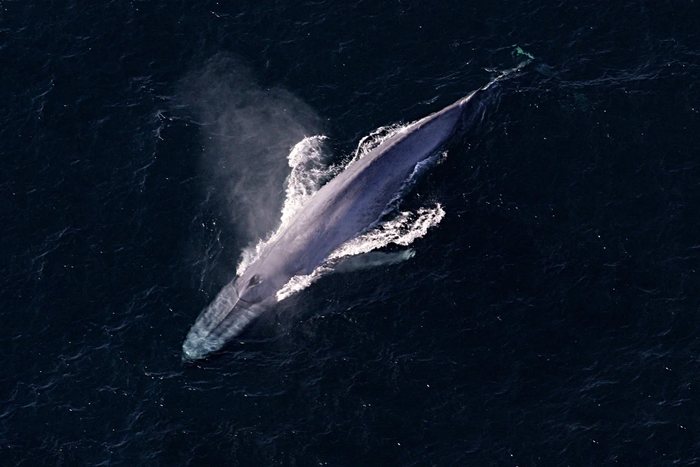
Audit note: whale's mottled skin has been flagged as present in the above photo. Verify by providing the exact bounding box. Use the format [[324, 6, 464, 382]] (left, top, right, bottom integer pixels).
[[183, 82, 497, 360]]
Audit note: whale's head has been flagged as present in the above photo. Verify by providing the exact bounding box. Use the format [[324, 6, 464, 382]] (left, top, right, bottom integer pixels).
[[181, 256, 296, 361]]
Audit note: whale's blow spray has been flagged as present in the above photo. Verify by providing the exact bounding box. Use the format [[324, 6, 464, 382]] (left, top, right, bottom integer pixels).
[[178, 55, 322, 249]]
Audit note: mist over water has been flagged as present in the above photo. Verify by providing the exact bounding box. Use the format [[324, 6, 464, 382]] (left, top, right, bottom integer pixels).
[[178, 55, 322, 245]]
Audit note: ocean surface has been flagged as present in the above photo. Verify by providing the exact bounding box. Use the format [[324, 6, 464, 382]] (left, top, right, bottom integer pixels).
[[2, 1, 700, 465]]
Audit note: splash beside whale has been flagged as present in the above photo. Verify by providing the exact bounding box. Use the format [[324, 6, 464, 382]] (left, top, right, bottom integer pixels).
[[183, 81, 498, 360]]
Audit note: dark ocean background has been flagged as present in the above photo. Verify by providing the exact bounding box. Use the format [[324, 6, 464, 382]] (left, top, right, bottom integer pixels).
[[2, 1, 700, 465]]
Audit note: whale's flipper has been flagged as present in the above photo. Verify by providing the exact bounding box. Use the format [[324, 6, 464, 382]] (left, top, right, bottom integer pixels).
[[331, 250, 415, 274]]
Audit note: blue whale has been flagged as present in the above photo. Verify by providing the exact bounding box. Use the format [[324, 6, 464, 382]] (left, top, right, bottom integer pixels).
[[183, 81, 498, 360]]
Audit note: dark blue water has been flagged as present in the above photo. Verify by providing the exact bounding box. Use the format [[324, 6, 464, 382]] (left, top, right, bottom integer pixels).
[[2, 1, 700, 465]]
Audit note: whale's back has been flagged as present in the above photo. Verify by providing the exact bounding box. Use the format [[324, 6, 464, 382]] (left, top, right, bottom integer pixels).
[[268, 91, 486, 274]]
